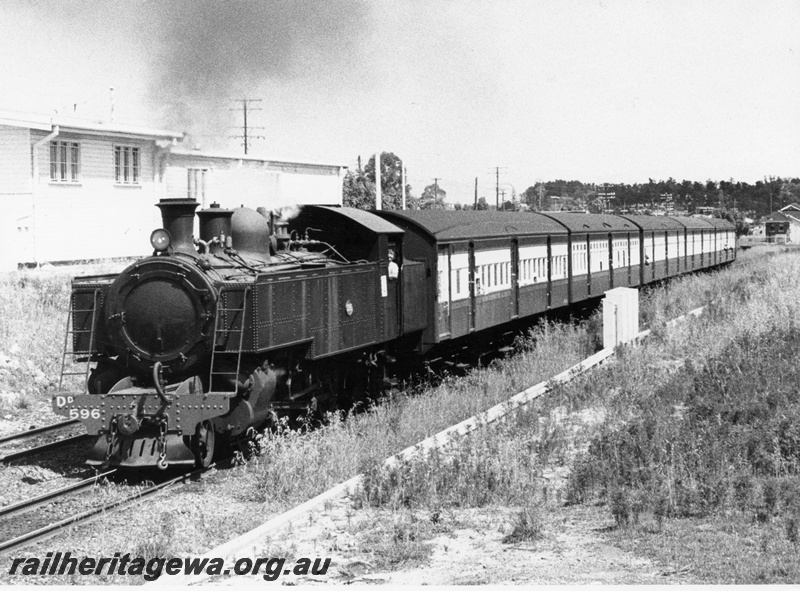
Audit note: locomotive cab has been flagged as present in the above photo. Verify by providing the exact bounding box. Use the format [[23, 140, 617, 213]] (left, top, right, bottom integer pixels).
[[287, 206, 407, 342]]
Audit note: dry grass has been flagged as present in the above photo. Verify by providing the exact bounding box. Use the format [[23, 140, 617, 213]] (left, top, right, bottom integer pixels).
[[552, 247, 800, 582], [0, 261, 128, 405], [244, 320, 592, 511]]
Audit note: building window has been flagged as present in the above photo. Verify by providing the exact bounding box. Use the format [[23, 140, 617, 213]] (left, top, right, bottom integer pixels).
[[114, 146, 140, 185], [188, 168, 207, 202], [50, 141, 80, 182]]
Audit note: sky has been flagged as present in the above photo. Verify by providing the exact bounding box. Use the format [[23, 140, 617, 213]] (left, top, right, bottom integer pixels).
[[1, 0, 798, 205]]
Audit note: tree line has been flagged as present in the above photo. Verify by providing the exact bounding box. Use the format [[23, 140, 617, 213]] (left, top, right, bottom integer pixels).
[[520, 177, 800, 218], [343, 152, 800, 219]]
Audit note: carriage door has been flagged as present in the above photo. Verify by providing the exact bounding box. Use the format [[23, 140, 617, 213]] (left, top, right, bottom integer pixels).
[[700, 230, 706, 267], [437, 245, 452, 339], [468, 242, 476, 332], [627, 232, 632, 285], [586, 235, 592, 296], [511, 239, 520, 319], [546, 237, 553, 308]]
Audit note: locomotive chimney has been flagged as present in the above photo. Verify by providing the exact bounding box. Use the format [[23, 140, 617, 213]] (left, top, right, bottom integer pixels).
[[156, 198, 199, 255], [197, 202, 234, 254]]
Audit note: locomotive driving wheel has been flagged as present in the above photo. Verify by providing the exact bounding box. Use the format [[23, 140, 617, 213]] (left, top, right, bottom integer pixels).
[[192, 420, 215, 468]]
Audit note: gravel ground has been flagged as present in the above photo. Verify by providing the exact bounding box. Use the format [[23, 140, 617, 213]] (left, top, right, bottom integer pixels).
[[195, 484, 696, 586]]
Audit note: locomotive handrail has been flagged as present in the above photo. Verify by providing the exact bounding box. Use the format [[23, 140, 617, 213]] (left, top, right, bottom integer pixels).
[[208, 285, 251, 395], [58, 288, 101, 393]]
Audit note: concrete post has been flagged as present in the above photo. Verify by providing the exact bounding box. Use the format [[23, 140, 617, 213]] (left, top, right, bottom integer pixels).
[[603, 287, 639, 348]]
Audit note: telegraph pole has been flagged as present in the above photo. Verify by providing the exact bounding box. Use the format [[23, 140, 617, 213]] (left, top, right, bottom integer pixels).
[[231, 98, 264, 155], [474, 177, 478, 210], [375, 151, 382, 210], [488, 166, 508, 209], [432, 177, 441, 205], [401, 164, 407, 210], [496, 168, 500, 209]]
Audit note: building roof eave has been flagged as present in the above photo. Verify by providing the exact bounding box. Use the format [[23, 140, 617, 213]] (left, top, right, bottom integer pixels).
[[167, 148, 348, 172], [0, 109, 184, 141]]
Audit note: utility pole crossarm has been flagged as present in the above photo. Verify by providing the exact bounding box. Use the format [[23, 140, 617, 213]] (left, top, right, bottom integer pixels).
[[231, 98, 264, 155]]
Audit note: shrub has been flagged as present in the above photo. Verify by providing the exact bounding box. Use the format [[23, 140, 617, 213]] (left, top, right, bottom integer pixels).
[[503, 504, 544, 543]]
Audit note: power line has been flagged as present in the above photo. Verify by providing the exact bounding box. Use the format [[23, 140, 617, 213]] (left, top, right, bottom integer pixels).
[[230, 98, 265, 155]]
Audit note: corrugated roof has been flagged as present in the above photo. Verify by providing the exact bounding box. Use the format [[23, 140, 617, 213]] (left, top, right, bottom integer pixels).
[[541, 212, 636, 232], [666, 215, 714, 229], [308, 206, 404, 234], [621, 214, 685, 230], [377, 210, 567, 241]]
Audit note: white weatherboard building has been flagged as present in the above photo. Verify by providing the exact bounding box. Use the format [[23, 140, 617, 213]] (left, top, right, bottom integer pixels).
[[0, 110, 346, 270]]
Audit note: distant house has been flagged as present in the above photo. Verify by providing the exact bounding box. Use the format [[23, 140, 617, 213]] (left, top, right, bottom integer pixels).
[[0, 110, 346, 270], [765, 204, 800, 244]]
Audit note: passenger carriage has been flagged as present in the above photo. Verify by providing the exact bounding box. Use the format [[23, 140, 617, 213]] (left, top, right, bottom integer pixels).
[[377, 211, 569, 350], [669, 216, 712, 273], [540, 213, 639, 298]]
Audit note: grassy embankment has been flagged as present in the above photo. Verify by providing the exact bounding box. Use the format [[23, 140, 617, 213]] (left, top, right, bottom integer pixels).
[[304, 244, 800, 581], [0, 271, 73, 413], [0, 262, 127, 416]]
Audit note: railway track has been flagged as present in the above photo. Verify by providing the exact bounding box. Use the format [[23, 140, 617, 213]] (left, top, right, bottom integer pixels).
[[0, 464, 217, 556], [0, 419, 79, 444], [0, 469, 118, 521], [0, 419, 89, 464]]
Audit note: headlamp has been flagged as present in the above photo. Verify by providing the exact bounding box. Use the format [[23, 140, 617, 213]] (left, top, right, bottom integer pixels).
[[150, 228, 171, 252]]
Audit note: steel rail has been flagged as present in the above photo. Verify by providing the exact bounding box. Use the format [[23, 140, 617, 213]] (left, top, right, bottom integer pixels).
[[0, 469, 117, 520], [0, 434, 91, 464], [0, 464, 217, 556], [0, 419, 80, 444]]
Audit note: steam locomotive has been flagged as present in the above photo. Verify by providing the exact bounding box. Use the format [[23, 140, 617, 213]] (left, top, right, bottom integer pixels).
[[52, 198, 736, 469]]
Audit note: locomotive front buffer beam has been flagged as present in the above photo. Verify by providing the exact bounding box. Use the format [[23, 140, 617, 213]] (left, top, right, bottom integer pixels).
[[52, 376, 232, 469]]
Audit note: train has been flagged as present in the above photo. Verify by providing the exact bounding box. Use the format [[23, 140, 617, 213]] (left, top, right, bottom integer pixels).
[[52, 198, 736, 469]]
